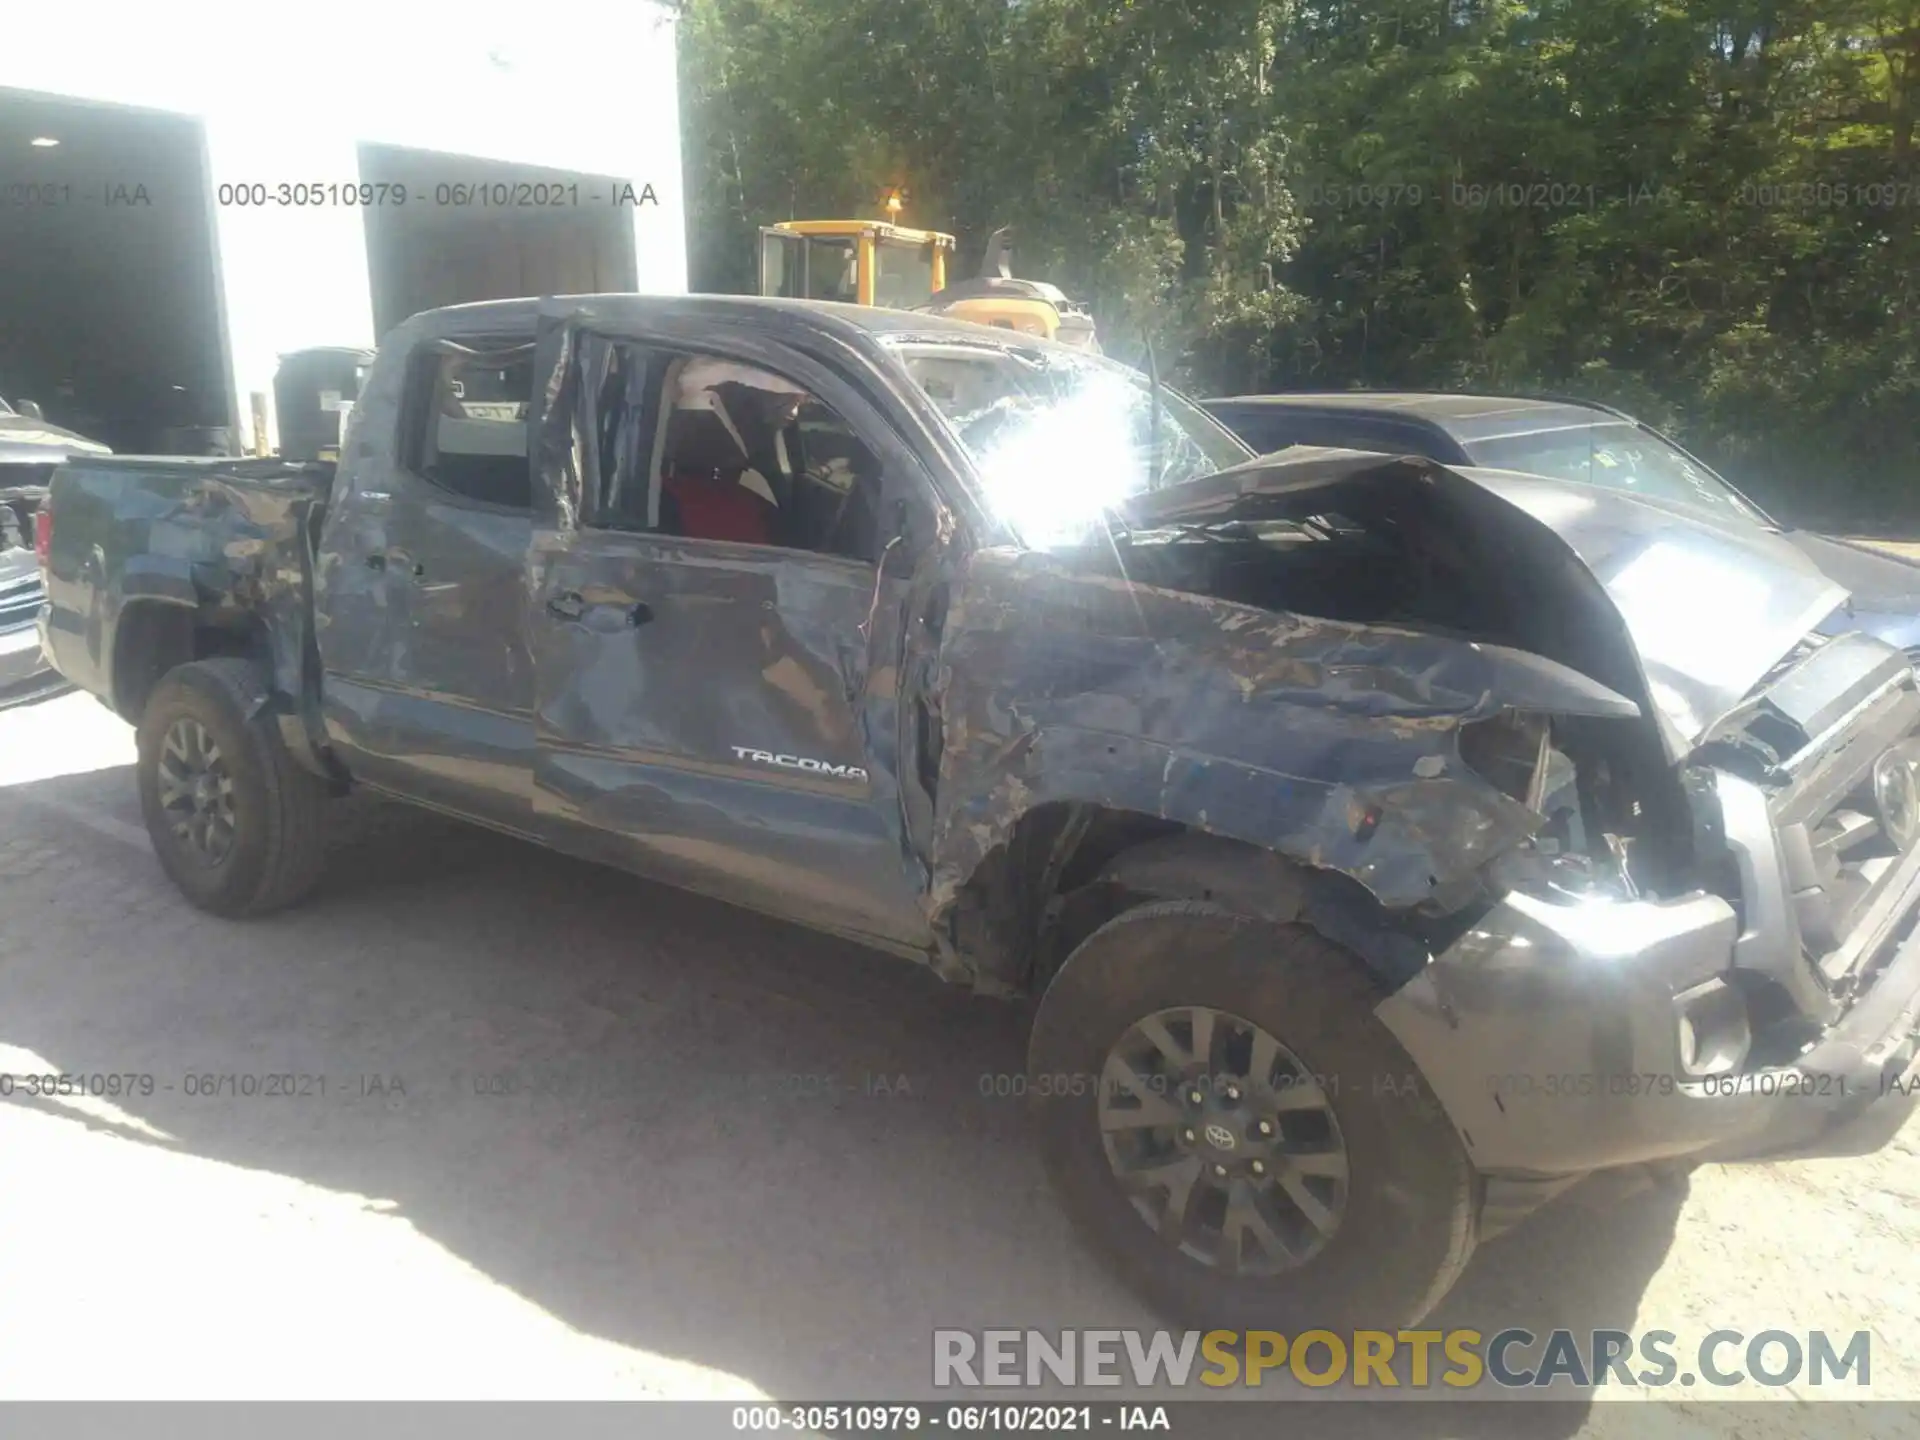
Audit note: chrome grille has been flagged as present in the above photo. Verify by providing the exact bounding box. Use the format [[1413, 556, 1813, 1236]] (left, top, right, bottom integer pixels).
[[1785, 801, 1893, 961], [1744, 636, 1920, 987], [0, 574, 40, 629]]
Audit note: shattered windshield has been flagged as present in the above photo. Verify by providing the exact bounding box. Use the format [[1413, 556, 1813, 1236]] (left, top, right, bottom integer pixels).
[[1466, 422, 1770, 527], [891, 340, 1250, 545]]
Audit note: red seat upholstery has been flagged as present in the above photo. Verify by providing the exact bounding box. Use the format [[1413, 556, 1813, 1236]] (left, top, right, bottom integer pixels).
[[662, 470, 776, 546]]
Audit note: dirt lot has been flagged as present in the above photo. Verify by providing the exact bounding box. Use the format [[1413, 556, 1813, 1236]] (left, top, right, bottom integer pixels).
[[1, 690, 1916, 1434]]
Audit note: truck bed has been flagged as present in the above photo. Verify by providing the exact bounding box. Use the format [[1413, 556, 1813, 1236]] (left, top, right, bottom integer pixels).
[[40, 455, 335, 725]]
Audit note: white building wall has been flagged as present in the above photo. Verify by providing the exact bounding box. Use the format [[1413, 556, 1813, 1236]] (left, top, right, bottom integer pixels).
[[0, 0, 687, 450]]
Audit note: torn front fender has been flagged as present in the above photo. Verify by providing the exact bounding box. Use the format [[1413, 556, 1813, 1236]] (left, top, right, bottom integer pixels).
[[923, 547, 1639, 967]]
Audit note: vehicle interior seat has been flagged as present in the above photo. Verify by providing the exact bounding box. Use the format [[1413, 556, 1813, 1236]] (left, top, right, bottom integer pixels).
[[782, 408, 883, 561], [420, 350, 536, 509], [426, 413, 532, 510], [658, 408, 777, 546]]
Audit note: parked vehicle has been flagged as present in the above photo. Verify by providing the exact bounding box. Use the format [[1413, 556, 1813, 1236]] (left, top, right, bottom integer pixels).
[[1202, 391, 1920, 655], [38, 297, 1920, 1330], [2, 394, 109, 707]]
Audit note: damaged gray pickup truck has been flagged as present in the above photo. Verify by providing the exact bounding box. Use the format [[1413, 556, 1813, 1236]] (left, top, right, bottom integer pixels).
[[38, 295, 1920, 1329]]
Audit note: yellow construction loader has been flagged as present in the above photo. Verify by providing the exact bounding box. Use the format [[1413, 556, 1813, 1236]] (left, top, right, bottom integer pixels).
[[758, 212, 1098, 351], [758, 217, 955, 308]]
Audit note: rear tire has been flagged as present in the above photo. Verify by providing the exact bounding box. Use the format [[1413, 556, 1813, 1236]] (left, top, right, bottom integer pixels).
[[136, 658, 328, 916], [1028, 900, 1477, 1331]]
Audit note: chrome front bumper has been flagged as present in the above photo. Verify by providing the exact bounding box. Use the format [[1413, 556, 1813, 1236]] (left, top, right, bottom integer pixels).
[[1376, 844, 1920, 1178], [1379, 632, 1920, 1182]]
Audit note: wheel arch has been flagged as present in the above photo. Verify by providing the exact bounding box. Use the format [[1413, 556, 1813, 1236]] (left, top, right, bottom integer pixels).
[[111, 596, 276, 723], [936, 800, 1439, 998]]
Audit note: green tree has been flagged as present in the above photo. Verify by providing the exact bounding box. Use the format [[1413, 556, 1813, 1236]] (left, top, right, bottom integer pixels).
[[679, 0, 1920, 522]]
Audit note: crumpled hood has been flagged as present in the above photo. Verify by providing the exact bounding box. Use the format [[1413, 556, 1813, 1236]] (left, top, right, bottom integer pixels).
[[1784, 530, 1920, 653], [0, 416, 110, 466], [1451, 467, 1847, 744], [1124, 449, 1848, 753]]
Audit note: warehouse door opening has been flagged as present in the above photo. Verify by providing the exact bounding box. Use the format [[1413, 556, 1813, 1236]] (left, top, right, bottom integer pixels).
[[358, 144, 638, 335], [0, 89, 231, 454]]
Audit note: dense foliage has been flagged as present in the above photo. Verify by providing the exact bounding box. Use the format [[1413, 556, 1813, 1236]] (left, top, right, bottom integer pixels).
[[681, 0, 1919, 523]]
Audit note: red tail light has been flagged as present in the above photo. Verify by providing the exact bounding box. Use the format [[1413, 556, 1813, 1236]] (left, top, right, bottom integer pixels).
[[33, 507, 51, 565]]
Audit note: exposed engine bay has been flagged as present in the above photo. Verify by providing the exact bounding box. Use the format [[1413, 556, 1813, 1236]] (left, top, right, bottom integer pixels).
[[1076, 453, 1920, 1071], [1074, 459, 1697, 901]]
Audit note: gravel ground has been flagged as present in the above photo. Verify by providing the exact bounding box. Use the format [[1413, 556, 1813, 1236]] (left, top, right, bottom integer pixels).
[[1, 690, 1915, 1435]]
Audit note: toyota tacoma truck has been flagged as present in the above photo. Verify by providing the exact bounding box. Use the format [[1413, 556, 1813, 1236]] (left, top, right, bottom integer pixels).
[[37, 296, 1920, 1330]]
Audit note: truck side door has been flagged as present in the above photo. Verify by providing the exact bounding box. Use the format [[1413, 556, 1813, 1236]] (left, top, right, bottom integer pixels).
[[523, 321, 935, 949], [313, 326, 540, 833]]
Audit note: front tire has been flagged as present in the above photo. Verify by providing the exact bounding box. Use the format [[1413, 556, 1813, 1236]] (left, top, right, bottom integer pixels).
[[136, 658, 329, 917], [1028, 900, 1477, 1331]]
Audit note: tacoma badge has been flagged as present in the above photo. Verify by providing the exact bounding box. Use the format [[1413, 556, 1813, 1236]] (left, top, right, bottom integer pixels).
[[731, 746, 869, 783]]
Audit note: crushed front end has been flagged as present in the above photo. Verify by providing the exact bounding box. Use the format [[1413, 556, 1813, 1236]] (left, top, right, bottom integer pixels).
[[964, 445, 1920, 1205], [1379, 627, 1920, 1202]]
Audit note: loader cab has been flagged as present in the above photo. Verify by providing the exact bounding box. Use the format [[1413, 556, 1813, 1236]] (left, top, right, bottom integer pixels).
[[758, 220, 954, 310]]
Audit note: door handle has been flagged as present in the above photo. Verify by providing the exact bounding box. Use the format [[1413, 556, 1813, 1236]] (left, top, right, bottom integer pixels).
[[546, 590, 587, 621], [365, 550, 423, 579]]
